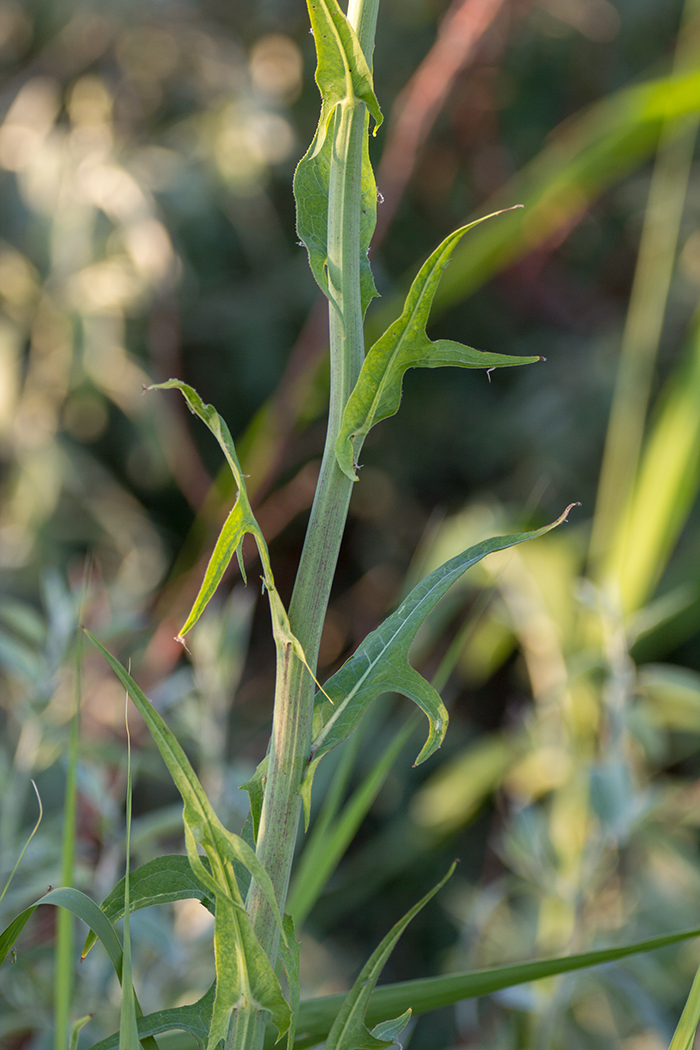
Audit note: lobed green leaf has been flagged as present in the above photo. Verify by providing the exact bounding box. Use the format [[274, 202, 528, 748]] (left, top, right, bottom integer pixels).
[[335, 213, 542, 481], [324, 865, 455, 1050], [308, 507, 578, 789]]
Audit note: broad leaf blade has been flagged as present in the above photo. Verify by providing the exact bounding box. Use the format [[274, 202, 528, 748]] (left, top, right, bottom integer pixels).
[[310, 506, 578, 773], [84, 983, 215, 1050], [325, 865, 455, 1050], [83, 856, 214, 959], [335, 213, 541, 480], [1, 888, 122, 974]]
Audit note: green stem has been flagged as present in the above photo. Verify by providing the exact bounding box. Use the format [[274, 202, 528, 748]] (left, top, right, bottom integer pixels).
[[233, 2, 381, 1046]]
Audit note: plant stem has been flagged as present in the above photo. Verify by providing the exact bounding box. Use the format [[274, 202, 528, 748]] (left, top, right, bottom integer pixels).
[[234, 2, 380, 1046]]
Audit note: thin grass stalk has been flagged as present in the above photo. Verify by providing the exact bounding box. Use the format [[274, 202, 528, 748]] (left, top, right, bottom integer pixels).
[[53, 623, 82, 1050], [589, 0, 700, 578]]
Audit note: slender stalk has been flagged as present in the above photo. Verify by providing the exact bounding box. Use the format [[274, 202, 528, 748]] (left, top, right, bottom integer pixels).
[[589, 0, 700, 582], [233, 3, 381, 1046], [54, 622, 82, 1050]]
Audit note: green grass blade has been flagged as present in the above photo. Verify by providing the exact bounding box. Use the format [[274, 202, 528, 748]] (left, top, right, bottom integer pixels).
[[605, 315, 700, 613], [335, 212, 541, 480], [289, 716, 416, 926], [669, 962, 700, 1050], [55, 618, 83, 1050], [119, 695, 140, 1050], [309, 505, 578, 774], [324, 865, 455, 1050], [274, 923, 700, 1049]]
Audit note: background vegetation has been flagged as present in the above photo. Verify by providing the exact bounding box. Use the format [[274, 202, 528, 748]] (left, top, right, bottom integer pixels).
[[1, 0, 700, 1047]]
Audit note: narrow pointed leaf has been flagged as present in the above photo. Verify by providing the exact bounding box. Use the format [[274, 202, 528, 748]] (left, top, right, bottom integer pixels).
[[277, 923, 700, 1049], [325, 865, 455, 1050], [119, 723, 140, 1050], [669, 962, 700, 1050], [294, 0, 382, 312], [309, 507, 578, 775], [85, 632, 291, 1041], [335, 214, 541, 480], [148, 380, 268, 638]]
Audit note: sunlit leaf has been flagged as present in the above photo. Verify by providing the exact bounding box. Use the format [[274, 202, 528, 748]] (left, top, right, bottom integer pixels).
[[669, 961, 700, 1050], [335, 213, 542, 480], [148, 380, 269, 639]]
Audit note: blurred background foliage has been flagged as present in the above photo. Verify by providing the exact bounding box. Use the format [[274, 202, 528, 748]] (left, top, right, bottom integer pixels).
[[2, 0, 700, 1047]]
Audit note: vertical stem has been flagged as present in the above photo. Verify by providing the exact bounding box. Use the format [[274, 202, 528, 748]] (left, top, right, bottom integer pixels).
[[233, 2, 381, 1046], [54, 625, 82, 1050]]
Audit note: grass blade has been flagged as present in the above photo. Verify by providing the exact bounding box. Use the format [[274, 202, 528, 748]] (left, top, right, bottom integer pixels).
[[278, 923, 700, 1049]]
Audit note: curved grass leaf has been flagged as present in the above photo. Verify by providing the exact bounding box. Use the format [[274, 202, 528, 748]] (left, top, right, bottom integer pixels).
[[84, 983, 215, 1050], [84, 633, 291, 1044], [336, 214, 542, 480], [83, 855, 214, 959], [294, 0, 382, 313], [325, 865, 455, 1050], [277, 922, 700, 1050], [1, 888, 122, 972], [307, 506, 578, 800], [119, 713, 140, 1050], [669, 961, 700, 1050]]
